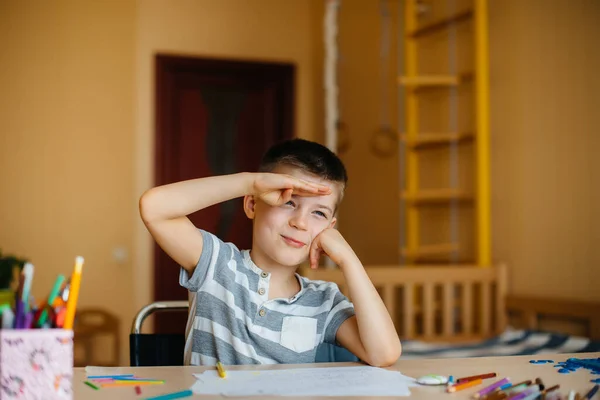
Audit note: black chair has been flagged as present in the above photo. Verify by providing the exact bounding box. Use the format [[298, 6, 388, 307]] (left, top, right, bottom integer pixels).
[[130, 301, 360, 366], [129, 301, 188, 366]]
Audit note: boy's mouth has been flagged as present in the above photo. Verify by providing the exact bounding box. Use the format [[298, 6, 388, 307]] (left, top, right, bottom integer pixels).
[[280, 235, 306, 248]]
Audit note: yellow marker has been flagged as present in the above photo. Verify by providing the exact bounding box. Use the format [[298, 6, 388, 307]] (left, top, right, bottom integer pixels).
[[63, 256, 84, 330], [216, 362, 227, 378]]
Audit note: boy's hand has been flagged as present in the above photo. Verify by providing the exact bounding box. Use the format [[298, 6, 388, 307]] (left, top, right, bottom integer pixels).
[[253, 173, 331, 207], [309, 228, 357, 270]]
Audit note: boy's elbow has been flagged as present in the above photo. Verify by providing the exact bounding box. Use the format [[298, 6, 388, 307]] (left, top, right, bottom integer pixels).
[[364, 342, 402, 368], [139, 188, 158, 224]]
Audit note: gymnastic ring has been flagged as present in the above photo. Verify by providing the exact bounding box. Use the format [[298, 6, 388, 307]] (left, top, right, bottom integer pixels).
[[369, 126, 397, 158]]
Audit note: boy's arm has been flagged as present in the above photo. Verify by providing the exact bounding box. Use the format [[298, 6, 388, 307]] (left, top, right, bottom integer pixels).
[[139, 173, 255, 272], [310, 229, 401, 367], [139, 172, 330, 273]]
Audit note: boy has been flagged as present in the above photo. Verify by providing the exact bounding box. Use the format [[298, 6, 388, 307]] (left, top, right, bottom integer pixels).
[[139, 139, 401, 367]]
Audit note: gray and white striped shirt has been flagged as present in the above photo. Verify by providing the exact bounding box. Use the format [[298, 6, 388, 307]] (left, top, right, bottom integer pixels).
[[180, 230, 355, 366]]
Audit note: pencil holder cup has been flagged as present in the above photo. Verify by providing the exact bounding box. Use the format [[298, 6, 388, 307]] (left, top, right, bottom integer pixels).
[[0, 329, 73, 400]]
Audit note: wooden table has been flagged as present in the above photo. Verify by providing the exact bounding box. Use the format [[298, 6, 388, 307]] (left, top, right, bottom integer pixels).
[[73, 353, 600, 399]]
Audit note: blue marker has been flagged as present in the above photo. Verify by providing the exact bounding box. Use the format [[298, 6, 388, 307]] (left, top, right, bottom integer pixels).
[[87, 374, 135, 379]]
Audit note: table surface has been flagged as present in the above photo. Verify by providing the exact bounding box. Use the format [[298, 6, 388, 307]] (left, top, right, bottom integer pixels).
[[73, 352, 600, 399]]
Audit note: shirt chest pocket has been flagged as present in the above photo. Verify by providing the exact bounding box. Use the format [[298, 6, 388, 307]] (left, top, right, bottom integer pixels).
[[280, 316, 318, 353]]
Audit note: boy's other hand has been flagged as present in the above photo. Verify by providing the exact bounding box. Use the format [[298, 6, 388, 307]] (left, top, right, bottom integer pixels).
[[309, 228, 356, 270], [253, 173, 331, 207]]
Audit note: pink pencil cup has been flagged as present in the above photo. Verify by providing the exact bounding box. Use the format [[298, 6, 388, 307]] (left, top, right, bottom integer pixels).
[[0, 329, 73, 400]]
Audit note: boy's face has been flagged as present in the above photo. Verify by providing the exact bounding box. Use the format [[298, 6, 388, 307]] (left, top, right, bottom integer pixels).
[[246, 165, 341, 268]]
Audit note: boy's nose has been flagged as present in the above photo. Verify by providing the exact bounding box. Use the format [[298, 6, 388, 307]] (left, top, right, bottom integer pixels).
[[289, 214, 308, 230]]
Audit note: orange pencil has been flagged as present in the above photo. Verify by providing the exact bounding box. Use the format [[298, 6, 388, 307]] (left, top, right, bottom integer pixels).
[[457, 373, 497, 384], [447, 378, 483, 393]]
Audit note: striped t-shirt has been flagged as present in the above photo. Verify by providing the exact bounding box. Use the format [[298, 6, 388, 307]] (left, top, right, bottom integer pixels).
[[179, 230, 355, 366]]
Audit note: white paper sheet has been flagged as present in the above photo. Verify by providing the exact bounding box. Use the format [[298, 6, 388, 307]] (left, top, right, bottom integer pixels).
[[191, 366, 416, 397], [84, 366, 127, 375]]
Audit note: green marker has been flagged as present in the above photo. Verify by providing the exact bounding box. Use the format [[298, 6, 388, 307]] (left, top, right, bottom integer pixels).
[[37, 275, 65, 327]]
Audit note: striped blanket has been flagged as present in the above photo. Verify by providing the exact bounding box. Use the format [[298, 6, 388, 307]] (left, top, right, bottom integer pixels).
[[401, 328, 600, 359]]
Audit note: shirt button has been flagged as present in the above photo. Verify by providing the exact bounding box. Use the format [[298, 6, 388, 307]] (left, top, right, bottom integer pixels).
[[259, 309, 266, 317], [260, 272, 269, 278], [258, 288, 266, 295]]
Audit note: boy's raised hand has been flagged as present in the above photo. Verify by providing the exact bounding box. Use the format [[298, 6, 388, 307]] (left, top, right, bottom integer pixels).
[[309, 228, 356, 270], [253, 173, 331, 207]]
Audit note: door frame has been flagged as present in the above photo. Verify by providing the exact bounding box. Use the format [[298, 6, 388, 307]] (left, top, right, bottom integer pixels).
[[152, 54, 295, 325]]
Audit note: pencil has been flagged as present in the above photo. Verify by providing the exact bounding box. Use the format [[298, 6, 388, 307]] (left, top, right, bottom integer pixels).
[[473, 377, 511, 398], [63, 256, 84, 330], [481, 383, 513, 400], [448, 378, 483, 393], [542, 384, 560, 395], [144, 389, 193, 400], [583, 384, 599, 400], [113, 377, 164, 381], [216, 361, 227, 378], [101, 381, 164, 387], [84, 381, 100, 390], [501, 380, 532, 394], [457, 373, 497, 384], [535, 377, 545, 391]]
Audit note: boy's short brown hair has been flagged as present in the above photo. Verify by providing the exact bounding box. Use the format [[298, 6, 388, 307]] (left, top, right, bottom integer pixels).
[[258, 139, 348, 190]]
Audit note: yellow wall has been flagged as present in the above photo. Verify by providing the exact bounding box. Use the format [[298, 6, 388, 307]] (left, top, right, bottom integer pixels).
[[0, 0, 135, 364], [336, 0, 401, 265], [0, 0, 321, 365], [489, 0, 600, 301]]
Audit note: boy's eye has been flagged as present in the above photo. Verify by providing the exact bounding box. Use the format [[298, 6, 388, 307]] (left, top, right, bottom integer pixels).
[[285, 200, 295, 206], [314, 211, 327, 218]]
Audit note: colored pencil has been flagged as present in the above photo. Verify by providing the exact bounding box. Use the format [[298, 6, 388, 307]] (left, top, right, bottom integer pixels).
[[143, 389, 193, 400], [508, 385, 540, 400], [583, 384, 599, 400], [113, 377, 164, 382], [448, 378, 483, 393], [535, 377, 545, 391], [542, 384, 560, 395], [474, 377, 511, 398], [457, 373, 497, 384], [101, 381, 164, 387], [502, 380, 532, 395], [87, 374, 134, 379], [84, 381, 100, 390]]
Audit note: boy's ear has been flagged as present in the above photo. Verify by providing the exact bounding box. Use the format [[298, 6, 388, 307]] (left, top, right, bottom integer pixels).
[[329, 217, 337, 229], [243, 195, 256, 219]]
